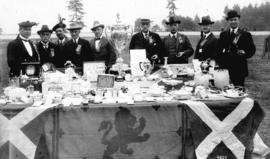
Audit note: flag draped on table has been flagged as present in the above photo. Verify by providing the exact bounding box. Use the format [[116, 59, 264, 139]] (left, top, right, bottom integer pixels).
[[0, 104, 55, 159], [54, 103, 184, 159], [182, 98, 267, 159]]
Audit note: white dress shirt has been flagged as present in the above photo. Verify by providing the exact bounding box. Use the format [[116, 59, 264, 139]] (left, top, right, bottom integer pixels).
[[20, 35, 33, 56]]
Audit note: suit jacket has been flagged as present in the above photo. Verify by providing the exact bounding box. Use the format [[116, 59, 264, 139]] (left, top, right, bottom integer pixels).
[[7, 35, 40, 77], [89, 36, 116, 67], [53, 36, 69, 68], [63, 37, 93, 67], [129, 31, 163, 63], [194, 33, 218, 61], [163, 33, 194, 64], [217, 29, 256, 77], [36, 41, 56, 65]]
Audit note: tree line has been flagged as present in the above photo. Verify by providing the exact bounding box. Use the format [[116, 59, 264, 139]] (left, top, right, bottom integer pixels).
[[134, 2, 270, 32]]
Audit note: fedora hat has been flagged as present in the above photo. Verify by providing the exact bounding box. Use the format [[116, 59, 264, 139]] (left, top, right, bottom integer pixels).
[[165, 16, 181, 25], [18, 21, 37, 28], [226, 10, 241, 20], [140, 18, 151, 24], [67, 22, 83, 30], [198, 16, 215, 25], [37, 25, 53, 34], [91, 21, 104, 31]]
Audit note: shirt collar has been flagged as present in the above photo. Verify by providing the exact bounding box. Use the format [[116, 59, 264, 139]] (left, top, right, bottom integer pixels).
[[230, 27, 239, 33], [19, 35, 29, 41], [59, 37, 66, 43], [41, 41, 49, 45], [203, 32, 211, 38], [73, 37, 79, 43], [169, 32, 177, 37]]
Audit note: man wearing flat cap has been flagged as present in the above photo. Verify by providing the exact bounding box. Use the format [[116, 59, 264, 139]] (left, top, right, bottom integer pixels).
[[36, 25, 56, 66], [63, 22, 93, 70], [163, 16, 194, 64], [217, 10, 256, 86], [89, 21, 116, 73], [194, 16, 218, 61], [7, 21, 39, 77], [52, 20, 69, 67], [129, 18, 163, 64]]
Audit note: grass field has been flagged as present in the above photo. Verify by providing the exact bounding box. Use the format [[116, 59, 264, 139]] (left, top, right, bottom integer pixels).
[[0, 33, 269, 147]]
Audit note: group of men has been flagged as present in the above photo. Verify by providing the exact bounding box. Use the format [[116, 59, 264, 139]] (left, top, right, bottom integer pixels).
[[7, 20, 116, 77], [129, 10, 255, 86], [7, 10, 255, 86]]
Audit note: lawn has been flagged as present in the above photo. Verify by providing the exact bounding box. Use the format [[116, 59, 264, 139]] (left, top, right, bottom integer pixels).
[[0, 33, 269, 148]]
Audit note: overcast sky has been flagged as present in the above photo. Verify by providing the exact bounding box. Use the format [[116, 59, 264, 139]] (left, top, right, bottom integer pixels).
[[0, 0, 269, 34]]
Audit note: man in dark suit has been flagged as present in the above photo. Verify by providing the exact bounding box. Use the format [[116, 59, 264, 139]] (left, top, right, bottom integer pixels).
[[89, 21, 116, 73], [52, 20, 69, 68], [129, 19, 163, 64], [36, 25, 56, 66], [217, 10, 256, 86], [194, 16, 218, 61], [7, 21, 39, 77], [163, 16, 194, 64], [63, 22, 93, 69]]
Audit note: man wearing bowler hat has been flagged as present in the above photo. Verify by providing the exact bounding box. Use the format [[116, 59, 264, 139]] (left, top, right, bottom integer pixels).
[[63, 22, 93, 69], [194, 16, 218, 61], [52, 19, 69, 67], [89, 21, 116, 73], [36, 25, 57, 66], [217, 10, 255, 86], [129, 18, 163, 64], [163, 16, 194, 64], [7, 20, 39, 77]]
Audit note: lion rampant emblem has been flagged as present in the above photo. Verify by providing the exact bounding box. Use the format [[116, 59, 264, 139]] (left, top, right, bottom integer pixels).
[[98, 107, 150, 159]]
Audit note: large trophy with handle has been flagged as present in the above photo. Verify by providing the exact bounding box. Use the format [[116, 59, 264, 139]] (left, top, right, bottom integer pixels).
[[105, 13, 133, 81]]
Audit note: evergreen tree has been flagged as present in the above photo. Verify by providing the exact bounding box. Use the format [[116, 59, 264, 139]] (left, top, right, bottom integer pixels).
[[166, 0, 177, 17], [67, 0, 85, 26]]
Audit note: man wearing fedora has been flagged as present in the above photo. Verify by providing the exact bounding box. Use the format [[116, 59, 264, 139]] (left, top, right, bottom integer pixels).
[[63, 22, 93, 69], [217, 10, 256, 86], [52, 20, 69, 67], [89, 21, 116, 73], [163, 16, 194, 64], [129, 18, 163, 64], [194, 16, 218, 61], [36, 25, 57, 66], [7, 21, 39, 77]]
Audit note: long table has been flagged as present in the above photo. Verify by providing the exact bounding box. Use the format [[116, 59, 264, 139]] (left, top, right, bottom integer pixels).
[[0, 98, 264, 159]]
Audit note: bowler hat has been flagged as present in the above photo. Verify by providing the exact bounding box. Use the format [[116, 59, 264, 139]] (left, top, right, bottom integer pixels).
[[18, 21, 37, 28], [226, 10, 241, 20], [165, 16, 181, 25], [91, 21, 104, 31], [52, 22, 66, 31], [198, 16, 215, 25], [67, 22, 83, 30], [37, 25, 53, 34]]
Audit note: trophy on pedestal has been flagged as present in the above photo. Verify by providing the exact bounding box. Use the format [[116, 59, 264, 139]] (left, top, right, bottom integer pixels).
[[105, 13, 133, 81]]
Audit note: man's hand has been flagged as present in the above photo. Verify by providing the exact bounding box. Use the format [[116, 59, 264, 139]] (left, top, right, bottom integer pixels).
[[237, 49, 245, 55], [151, 54, 158, 60], [176, 52, 184, 57]]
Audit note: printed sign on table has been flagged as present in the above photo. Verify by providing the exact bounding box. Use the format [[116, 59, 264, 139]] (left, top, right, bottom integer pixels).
[[130, 49, 148, 76], [83, 61, 105, 81]]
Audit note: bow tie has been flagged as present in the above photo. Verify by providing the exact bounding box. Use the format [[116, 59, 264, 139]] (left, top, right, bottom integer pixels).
[[95, 37, 101, 41], [21, 38, 29, 42]]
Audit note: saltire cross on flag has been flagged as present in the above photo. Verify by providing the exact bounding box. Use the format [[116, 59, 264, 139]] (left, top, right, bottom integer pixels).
[[0, 104, 55, 159], [182, 98, 269, 159]]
